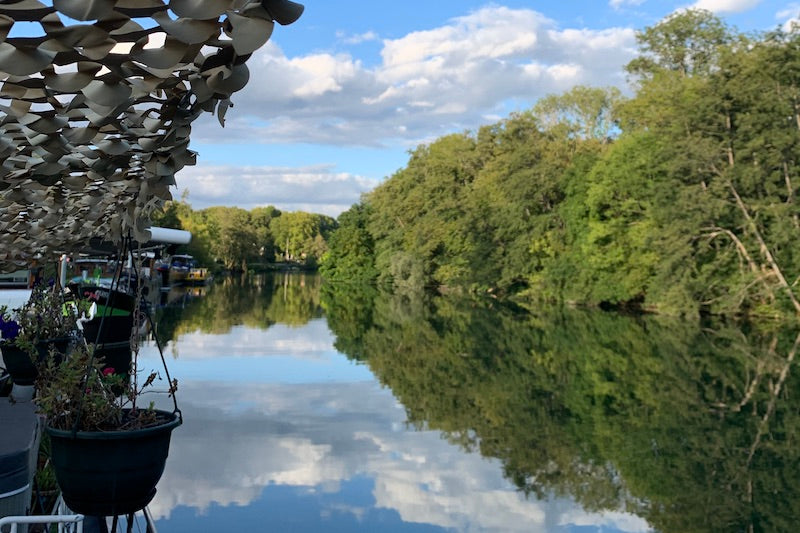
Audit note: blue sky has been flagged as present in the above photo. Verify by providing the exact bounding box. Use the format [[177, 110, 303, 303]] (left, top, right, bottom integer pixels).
[[178, 0, 800, 217]]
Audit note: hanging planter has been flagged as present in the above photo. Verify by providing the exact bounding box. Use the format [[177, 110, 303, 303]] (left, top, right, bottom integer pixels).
[[34, 237, 182, 517], [36, 343, 182, 517], [46, 409, 181, 516]]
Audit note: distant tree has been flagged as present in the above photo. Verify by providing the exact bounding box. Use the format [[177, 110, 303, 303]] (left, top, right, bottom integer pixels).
[[534, 85, 624, 142], [251, 206, 282, 262], [320, 203, 377, 282], [625, 8, 731, 79], [270, 211, 336, 264]]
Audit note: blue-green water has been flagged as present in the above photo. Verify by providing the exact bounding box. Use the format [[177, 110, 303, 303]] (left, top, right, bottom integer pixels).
[[133, 273, 799, 532]]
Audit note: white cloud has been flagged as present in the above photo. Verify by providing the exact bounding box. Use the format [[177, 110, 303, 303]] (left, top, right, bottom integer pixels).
[[177, 6, 638, 215], [193, 6, 637, 149], [610, 0, 646, 10], [690, 0, 762, 14], [777, 3, 800, 29], [337, 30, 379, 45], [173, 162, 375, 215]]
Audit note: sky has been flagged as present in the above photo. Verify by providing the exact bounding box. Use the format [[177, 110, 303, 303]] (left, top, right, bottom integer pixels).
[[178, 0, 800, 217]]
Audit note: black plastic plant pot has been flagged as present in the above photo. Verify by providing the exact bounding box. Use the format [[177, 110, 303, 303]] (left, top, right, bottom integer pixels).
[[46, 409, 181, 516], [0, 367, 9, 396], [1, 338, 69, 386]]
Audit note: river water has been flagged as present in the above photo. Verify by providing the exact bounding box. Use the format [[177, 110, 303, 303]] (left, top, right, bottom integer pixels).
[[133, 273, 799, 532]]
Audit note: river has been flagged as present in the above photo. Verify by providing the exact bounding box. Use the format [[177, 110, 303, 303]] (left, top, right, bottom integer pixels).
[[133, 272, 799, 532]]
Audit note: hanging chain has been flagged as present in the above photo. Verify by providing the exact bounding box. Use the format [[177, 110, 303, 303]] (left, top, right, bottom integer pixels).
[[130, 240, 144, 411]]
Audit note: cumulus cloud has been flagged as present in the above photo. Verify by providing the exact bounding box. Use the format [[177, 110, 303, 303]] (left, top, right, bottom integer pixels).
[[192, 6, 637, 149], [690, 0, 762, 14], [173, 162, 375, 215], [610, 0, 646, 9], [777, 3, 800, 29], [176, 6, 640, 215], [337, 30, 380, 44]]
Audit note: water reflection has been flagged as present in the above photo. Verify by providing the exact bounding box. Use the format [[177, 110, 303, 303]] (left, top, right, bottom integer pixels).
[[140, 378, 647, 532], [323, 285, 800, 533], [139, 274, 800, 532]]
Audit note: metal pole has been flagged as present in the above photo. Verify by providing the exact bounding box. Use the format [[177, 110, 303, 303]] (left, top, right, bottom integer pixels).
[[59, 254, 68, 288]]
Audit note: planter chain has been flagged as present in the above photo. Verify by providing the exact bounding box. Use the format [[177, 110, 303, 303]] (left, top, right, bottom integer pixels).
[[70, 236, 131, 437], [127, 240, 182, 422]]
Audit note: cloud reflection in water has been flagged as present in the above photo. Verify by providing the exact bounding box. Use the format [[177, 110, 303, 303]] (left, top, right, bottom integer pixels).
[[138, 325, 651, 532]]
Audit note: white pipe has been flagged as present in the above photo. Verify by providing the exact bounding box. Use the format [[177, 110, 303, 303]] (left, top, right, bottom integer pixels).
[[59, 254, 67, 288], [143, 227, 192, 245]]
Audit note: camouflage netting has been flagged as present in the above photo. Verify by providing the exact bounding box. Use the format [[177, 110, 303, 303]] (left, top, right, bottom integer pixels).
[[0, 0, 303, 271]]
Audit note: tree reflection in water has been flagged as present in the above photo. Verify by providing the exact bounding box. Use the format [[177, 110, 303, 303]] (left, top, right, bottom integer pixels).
[[323, 284, 800, 533], [155, 274, 800, 532], [153, 273, 323, 345]]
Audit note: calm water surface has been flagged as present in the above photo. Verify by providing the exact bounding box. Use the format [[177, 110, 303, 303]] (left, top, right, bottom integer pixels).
[[134, 273, 800, 532]]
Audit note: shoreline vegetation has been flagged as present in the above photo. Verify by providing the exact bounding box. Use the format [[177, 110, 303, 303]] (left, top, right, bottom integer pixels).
[[150, 200, 336, 274], [157, 10, 800, 320]]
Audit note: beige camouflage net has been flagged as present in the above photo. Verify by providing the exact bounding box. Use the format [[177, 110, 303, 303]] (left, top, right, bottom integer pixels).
[[0, 0, 303, 271]]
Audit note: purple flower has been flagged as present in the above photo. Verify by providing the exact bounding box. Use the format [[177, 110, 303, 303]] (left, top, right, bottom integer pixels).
[[0, 313, 20, 341]]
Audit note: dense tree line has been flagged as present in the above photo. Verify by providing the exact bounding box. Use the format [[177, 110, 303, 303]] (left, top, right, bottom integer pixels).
[[321, 10, 800, 318], [152, 200, 336, 271]]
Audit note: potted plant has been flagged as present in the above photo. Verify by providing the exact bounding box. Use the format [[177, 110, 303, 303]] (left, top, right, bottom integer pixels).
[[0, 284, 81, 386], [0, 310, 16, 395], [35, 343, 181, 516]]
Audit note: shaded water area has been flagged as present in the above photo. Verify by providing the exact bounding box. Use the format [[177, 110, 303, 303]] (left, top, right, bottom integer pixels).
[[136, 273, 800, 532]]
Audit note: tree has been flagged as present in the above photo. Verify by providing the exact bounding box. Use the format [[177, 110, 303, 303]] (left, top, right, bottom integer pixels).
[[533, 85, 624, 142], [319, 203, 377, 282], [626, 9, 731, 79], [250, 206, 281, 262], [270, 211, 334, 263], [205, 207, 257, 271], [368, 133, 481, 289]]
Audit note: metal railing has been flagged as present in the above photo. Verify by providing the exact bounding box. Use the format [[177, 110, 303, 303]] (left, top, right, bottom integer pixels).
[[0, 513, 84, 533], [0, 496, 158, 533]]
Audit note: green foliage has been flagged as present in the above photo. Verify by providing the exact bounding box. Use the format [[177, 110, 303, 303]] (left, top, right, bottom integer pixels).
[[321, 11, 800, 318], [153, 273, 323, 344], [319, 203, 378, 282], [35, 344, 161, 431], [205, 206, 258, 270], [150, 201, 333, 271], [368, 133, 481, 289], [270, 211, 335, 263], [625, 9, 731, 78], [534, 85, 623, 141], [13, 284, 85, 353]]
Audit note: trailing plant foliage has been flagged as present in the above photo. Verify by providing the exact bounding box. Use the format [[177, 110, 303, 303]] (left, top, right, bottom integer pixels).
[[322, 11, 800, 318], [3, 284, 89, 356], [35, 344, 166, 431]]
